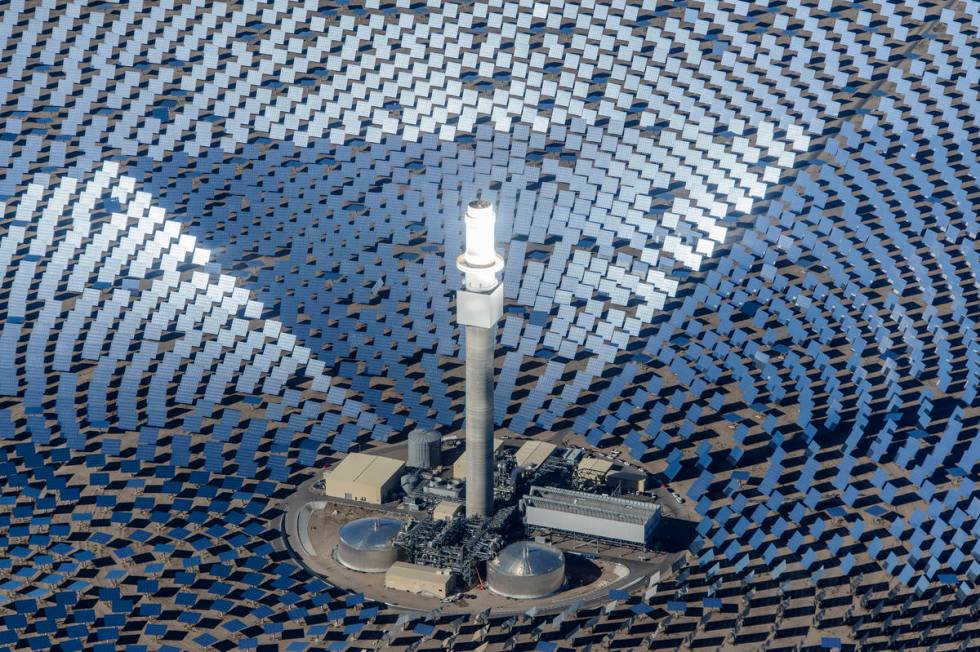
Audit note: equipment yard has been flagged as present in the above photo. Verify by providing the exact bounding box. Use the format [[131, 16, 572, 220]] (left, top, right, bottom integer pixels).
[[284, 477, 678, 615]]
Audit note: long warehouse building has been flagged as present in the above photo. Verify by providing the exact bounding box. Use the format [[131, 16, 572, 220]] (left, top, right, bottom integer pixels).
[[523, 485, 661, 547]]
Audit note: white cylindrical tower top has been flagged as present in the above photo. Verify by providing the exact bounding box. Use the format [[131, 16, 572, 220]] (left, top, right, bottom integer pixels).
[[463, 200, 497, 267], [457, 199, 504, 292]]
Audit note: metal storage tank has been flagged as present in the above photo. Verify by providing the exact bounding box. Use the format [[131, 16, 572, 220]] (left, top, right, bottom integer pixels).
[[407, 428, 442, 469], [335, 517, 403, 573], [487, 541, 565, 599]]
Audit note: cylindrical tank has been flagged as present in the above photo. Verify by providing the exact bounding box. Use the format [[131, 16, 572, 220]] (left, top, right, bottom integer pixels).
[[335, 517, 403, 573], [487, 541, 565, 599], [407, 428, 442, 469]]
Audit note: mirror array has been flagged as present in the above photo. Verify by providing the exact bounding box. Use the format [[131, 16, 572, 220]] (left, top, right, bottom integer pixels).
[[1, 0, 979, 650]]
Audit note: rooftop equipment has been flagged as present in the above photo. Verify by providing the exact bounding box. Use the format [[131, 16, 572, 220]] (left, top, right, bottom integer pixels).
[[487, 541, 565, 599], [407, 428, 442, 469], [456, 200, 505, 519], [335, 517, 404, 572], [422, 478, 464, 501], [493, 457, 520, 503], [523, 485, 661, 548], [563, 448, 585, 463]]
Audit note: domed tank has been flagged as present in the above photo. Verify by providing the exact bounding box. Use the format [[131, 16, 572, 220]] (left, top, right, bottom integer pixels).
[[407, 428, 442, 469], [335, 517, 403, 573], [487, 541, 565, 599]]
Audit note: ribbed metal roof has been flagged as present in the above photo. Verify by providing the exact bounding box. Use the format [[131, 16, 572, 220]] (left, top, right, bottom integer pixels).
[[490, 541, 564, 577], [338, 517, 403, 550], [525, 485, 660, 525]]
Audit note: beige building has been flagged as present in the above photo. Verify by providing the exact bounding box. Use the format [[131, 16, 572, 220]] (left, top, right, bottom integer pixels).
[[432, 500, 463, 521], [452, 438, 504, 479], [514, 440, 557, 469], [385, 562, 454, 598], [323, 452, 405, 504], [577, 456, 615, 482]]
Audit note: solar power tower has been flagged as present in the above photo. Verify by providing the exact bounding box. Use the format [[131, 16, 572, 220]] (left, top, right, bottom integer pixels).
[[456, 200, 505, 518]]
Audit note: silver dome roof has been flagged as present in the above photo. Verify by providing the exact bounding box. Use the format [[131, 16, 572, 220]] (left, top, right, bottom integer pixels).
[[408, 428, 441, 443], [338, 517, 403, 550], [490, 541, 564, 577]]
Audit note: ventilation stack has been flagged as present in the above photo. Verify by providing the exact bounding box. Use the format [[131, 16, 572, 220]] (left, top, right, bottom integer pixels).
[[455, 200, 504, 519]]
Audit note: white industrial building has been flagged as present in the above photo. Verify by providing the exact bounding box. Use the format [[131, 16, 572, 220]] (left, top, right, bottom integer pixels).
[[523, 485, 661, 547]]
